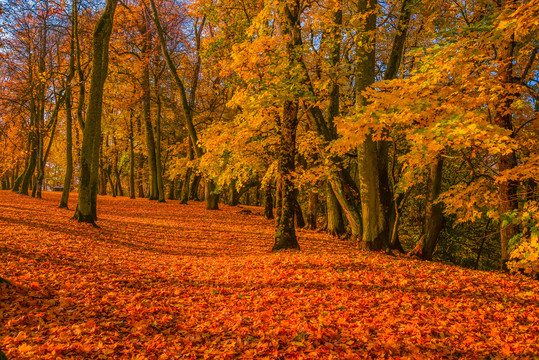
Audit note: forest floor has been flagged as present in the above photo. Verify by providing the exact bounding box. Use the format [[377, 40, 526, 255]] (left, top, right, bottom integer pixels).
[[0, 190, 538, 359]]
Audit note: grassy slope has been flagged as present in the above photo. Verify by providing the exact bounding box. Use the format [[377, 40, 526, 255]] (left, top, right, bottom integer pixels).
[[0, 190, 538, 359]]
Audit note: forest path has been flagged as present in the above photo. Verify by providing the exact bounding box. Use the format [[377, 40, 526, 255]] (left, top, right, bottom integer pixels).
[[1, 191, 538, 359]]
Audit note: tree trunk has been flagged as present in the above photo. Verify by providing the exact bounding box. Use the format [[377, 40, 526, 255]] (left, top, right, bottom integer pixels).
[[74, 0, 118, 224], [108, 171, 116, 197], [490, 0, 522, 270], [288, 1, 363, 239], [245, 190, 250, 206], [21, 59, 38, 197], [38, 96, 63, 199], [137, 148, 145, 198], [1, 176, 8, 190], [389, 193, 406, 253], [142, 58, 158, 200], [34, 11, 48, 200], [12, 164, 25, 192], [330, 171, 362, 238], [155, 94, 165, 202], [149, 0, 218, 209], [355, 0, 391, 251], [383, 0, 412, 82], [180, 135, 194, 204], [384, 0, 412, 252], [326, 182, 345, 235], [114, 162, 123, 196], [190, 174, 201, 201], [60, 66, 74, 207], [229, 179, 240, 206], [264, 184, 274, 219], [294, 194, 306, 228], [75, 0, 85, 131], [357, 137, 390, 250], [20, 144, 37, 196], [136, 113, 145, 198], [128, 112, 136, 199], [308, 190, 318, 229], [275, 179, 282, 222], [11, 163, 18, 188], [99, 164, 108, 196], [272, 0, 302, 251], [205, 178, 219, 210], [409, 155, 444, 260], [273, 101, 301, 251], [167, 179, 175, 200], [495, 24, 518, 269], [180, 168, 191, 204]]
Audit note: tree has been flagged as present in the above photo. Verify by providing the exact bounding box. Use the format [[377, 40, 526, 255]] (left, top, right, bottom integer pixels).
[[408, 154, 444, 260], [148, 0, 218, 209], [74, 0, 118, 224], [494, 0, 519, 269], [271, 0, 303, 251], [59, 0, 77, 209]]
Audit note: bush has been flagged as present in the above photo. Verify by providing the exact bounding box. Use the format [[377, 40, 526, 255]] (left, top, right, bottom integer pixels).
[[508, 233, 539, 279]]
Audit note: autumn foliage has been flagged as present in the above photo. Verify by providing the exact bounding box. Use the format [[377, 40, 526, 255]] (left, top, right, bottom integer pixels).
[[1, 0, 539, 357], [1, 191, 539, 359]]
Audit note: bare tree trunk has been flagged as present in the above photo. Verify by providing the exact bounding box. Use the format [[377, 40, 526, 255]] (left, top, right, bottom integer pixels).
[[74, 0, 118, 224]]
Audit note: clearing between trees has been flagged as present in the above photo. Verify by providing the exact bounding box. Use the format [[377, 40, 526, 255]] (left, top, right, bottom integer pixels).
[[1, 191, 538, 359]]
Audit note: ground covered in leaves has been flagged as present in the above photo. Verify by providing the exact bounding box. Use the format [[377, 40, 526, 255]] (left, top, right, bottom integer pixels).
[[1, 191, 538, 359]]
